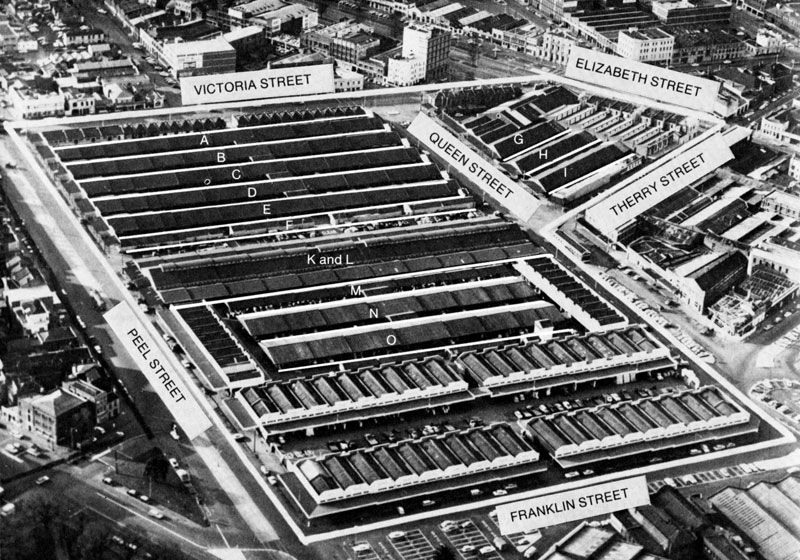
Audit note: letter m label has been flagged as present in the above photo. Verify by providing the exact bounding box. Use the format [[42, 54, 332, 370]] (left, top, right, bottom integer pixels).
[[350, 285, 364, 296]]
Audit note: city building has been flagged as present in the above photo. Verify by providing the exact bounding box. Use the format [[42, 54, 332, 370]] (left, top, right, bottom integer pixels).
[[493, 23, 541, 55], [170, 0, 205, 18], [766, 2, 800, 35], [736, 0, 767, 17], [563, 7, 659, 51], [222, 25, 267, 58], [538, 521, 670, 560], [702, 530, 750, 560], [759, 104, 800, 145], [629, 505, 696, 557], [0, 22, 18, 54], [63, 379, 120, 424], [334, 67, 365, 92], [670, 28, 747, 65], [616, 28, 674, 63], [538, 0, 594, 22], [18, 389, 94, 450], [672, 251, 748, 313], [63, 89, 98, 117], [331, 31, 382, 64], [650, 0, 732, 26], [70, 58, 140, 81], [5, 284, 60, 336], [790, 155, 800, 180], [222, 0, 318, 36], [536, 28, 585, 65], [401, 24, 451, 82], [385, 54, 425, 86], [750, 236, 800, 283], [709, 479, 800, 560], [161, 37, 237, 78], [762, 189, 800, 218], [8, 82, 65, 120], [301, 20, 375, 56], [61, 27, 106, 46]]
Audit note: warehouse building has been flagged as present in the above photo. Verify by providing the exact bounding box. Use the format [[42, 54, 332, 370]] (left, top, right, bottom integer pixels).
[[291, 423, 541, 504], [525, 386, 757, 467]]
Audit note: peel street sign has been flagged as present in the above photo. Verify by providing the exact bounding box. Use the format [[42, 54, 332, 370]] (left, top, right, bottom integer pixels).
[[105, 302, 212, 440], [565, 46, 720, 113], [496, 476, 651, 534], [408, 112, 540, 223]]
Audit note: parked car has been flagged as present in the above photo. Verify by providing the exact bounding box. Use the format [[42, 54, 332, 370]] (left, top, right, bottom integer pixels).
[[168, 458, 179, 469], [147, 508, 164, 519], [35, 476, 50, 485]]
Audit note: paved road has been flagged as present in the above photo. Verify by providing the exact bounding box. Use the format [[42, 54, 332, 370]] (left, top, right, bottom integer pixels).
[[8, 464, 220, 554], [0, 132, 304, 556]]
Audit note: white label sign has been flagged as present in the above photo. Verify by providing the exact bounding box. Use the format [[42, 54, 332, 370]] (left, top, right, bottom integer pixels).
[[180, 65, 335, 105], [585, 134, 733, 235], [565, 46, 720, 113], [408, 113, 540, 222], [497, 476, 650, 534], [105, 302, 211, 440]]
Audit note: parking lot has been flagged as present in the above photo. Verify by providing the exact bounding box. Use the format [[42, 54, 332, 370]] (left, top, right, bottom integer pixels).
[[0, 432, 60, 478], [647, 462, 764, 493], [388, 529, 436, 560], [440, 519, 503, 560]]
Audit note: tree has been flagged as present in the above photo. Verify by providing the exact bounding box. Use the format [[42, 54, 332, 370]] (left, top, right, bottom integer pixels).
[[22, 495, 65, 528], [431, 544, 456, 560], [71, 521, 106, 560]]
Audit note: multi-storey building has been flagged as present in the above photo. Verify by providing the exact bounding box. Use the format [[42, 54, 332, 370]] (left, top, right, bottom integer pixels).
[[759, 105, 800, 145], [161, 37, 237, 78], [18, 390, 93, 450], [331, 31, 382, 64], [401, 24, 451, 82], [651, 0, 732, 26], [539, 0, 594, 22], [616, 28, 674, 63], [63, 379, 120, 424], [8, 85, 65, 120], [766, 2, 800, 35], [671, 28, 746, 65], [221, 0, 318, 36]]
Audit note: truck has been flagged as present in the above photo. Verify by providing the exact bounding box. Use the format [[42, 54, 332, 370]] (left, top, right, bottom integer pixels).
[[89, 289, 106, 311], [175, 468, 191, 483]]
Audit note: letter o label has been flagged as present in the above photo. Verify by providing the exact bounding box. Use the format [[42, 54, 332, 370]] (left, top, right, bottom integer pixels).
[[204, 178, 211, 186], [386, 335, 397, 346]]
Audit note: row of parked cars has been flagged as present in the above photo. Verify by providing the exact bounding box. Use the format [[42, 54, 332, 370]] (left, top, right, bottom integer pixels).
[[101, 476, 166, 519], [513, 385, 677, 420], [325, 419, 487, 452]]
